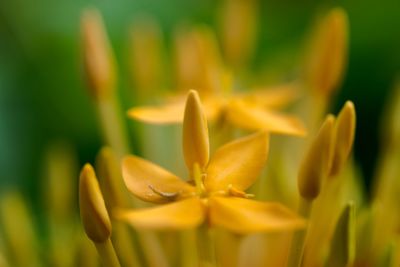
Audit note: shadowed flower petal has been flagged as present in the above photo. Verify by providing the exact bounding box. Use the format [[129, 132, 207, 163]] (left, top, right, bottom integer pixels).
[[122, 155, 196, 203], [208, 197, 306, 234], [227, 100, 307, 136], [114, 197, 205, 230], [205, 131, 269, 192]]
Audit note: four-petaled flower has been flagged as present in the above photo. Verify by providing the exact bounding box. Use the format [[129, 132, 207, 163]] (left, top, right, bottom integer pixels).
[[116, 90, 305, 234]]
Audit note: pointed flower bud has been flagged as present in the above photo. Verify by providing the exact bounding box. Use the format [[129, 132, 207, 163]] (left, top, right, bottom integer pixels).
[[325, 202, 355, 267], [298, 115, 335, 200], [219, 0, 258, 68], [81, 9, 116, 99], [305, 7, 348, 97], [329, 101, 356, 176], [79, 164, 112, 243], [130, 15, 163, 94], [183, 90, 210, 173]]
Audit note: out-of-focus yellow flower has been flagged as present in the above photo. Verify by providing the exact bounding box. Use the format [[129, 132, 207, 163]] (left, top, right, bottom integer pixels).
[[116, 90, 305, 234], [128, 84, 306, 136], [127, 22, 306, 136], [303, 7, 348, 100]]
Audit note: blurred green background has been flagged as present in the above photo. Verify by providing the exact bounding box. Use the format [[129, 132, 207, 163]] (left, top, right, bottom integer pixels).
[[0, 0, 399, 200]]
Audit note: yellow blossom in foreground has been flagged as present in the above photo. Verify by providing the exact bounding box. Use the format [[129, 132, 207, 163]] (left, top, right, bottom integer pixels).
[[115, 90, 305, 234]]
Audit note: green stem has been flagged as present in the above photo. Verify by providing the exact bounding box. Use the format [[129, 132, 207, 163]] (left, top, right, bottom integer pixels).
[[180, 230, 199, 267], [197, 224, 217, 267], [95, 239, 121, 267], [287, 198, 312, 267], [96, 96, 131, 159]]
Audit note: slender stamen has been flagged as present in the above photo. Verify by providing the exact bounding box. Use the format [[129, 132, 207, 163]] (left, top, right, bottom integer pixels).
[[148, 185, 179, 200], [193, 163, 206, 197]]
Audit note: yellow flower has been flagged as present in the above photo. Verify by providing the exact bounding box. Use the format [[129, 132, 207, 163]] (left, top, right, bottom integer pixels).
[[115, 90, 305, 234], [127, 26, 306, 136], [128, 85, 306, 136]]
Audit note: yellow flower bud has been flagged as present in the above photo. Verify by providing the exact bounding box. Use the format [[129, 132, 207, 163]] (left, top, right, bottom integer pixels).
[[298, 115, 335, 200], [79, 164, 112, 243], [183, 90, 210, 173], [81, 9, 116, 99], [129, 15, 163, 96], [305, 7, 348, 98], [219, 0, 258, 68], [325, 202, 355, 267], [329, 101, 356, 176]]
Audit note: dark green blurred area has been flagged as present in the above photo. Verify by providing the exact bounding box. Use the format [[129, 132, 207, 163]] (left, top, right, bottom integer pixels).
[[0, 0, 399, 199]]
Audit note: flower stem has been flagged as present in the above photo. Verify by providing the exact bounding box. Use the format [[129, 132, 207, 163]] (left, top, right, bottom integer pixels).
[[287, 198, 312, 267], [197, 224, 217, 267], [180, 229, 199, 267], [96, 96, 131, 159], [94, 239, 121, 267]]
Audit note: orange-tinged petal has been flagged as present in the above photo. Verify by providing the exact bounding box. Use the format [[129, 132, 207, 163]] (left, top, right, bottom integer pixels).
[[205, 131, 269, 192], [236, 83, 300, 109], [226, 100, 307, 136], [122, 155, 195, 203], [208, 197, 305, 234], [183, 90, 210, 172], [114, 197, 205, 230], [127, 100, 185, 124]]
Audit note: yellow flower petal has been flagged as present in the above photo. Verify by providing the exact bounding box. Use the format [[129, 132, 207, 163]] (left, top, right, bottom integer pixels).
[[208, 197, 305, 234], [114, 197, 205, 230], [79, 164, 112, 242], [183, 90, 210, 172], [237, 83, 300, 109], [128, 96, 221, 124], [127, 100, 185, 124], [122, 155, 196, 203], [226, 100, 307, 136], [205, 131, 269, 192]]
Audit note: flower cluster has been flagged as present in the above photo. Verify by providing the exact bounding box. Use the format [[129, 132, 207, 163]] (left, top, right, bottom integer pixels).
[[0, 2, 399, 267]]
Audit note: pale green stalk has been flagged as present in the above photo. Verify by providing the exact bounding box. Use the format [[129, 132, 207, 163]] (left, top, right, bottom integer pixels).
[[198, 224, 217, 267], [94, 239, 121, 267], [287, 198, 312, 267], [97, 96, 131, 158]]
